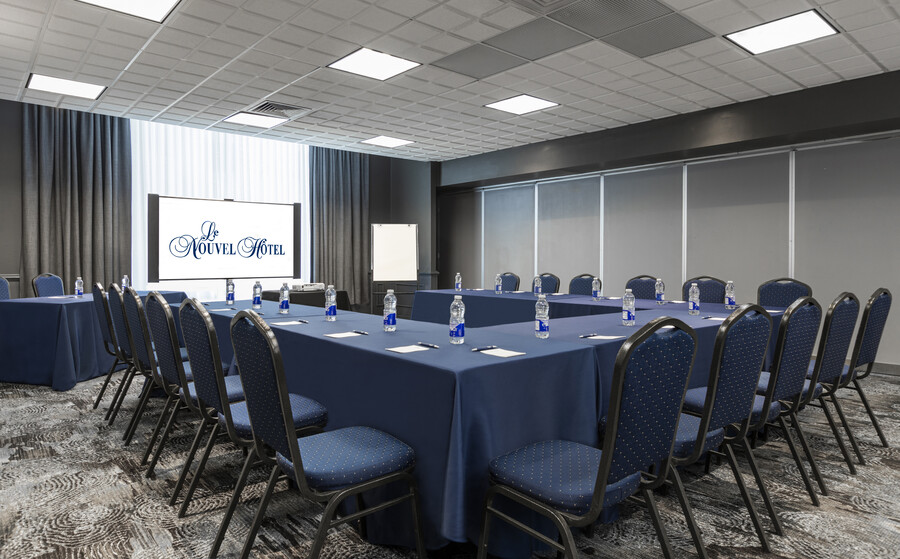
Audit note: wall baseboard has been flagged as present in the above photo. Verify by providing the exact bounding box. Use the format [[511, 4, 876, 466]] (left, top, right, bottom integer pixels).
[[873, 362, 900, 376]]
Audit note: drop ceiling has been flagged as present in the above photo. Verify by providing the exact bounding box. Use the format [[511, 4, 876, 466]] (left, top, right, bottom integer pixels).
[[1, 0, 899, 161]]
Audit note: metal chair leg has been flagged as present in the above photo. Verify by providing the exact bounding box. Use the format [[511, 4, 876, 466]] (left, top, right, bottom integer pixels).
[[739, 437, 783, 536], [852, 379, 889, 447], [123, 377, 154, 445], [308, 494, 343, 559], [93, 358, 122, 409], [407, 477, 428, 559], [643, 488, 675, 559], [724, 443, 771, 552], [107, 366, 136, 424], [146, 399, 184, 477], [169, 420, 209, 506], [178, 422, 221, 518], [141, 396, 175, 466], [789, 412, 828, 496], [238, 465, 281, 559], [476, 491, 495, 559], [829, 394, 866, 465], [208, 450, 258, 559], [819, 397, 857, 474], [668, 465, 708, 559], [776, 416, 820, 506]]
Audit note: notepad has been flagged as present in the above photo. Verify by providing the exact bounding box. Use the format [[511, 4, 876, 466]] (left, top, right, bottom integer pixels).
[[272, 320, 306, 326], [481, 348, 525, 358], [207, 308, 236, 311], [606, 296, 622, 300], [588, 335, 626, 340], [703, 317, 728, 322], [386, 345, 430, 354], [512, 290, 527, 294], [669, 300, 687, 304], [325, 332, 361, 338]]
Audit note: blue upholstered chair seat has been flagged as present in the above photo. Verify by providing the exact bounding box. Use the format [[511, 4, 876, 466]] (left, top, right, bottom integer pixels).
[[683, 387, 780, 425], [805, 361, 854, 384], [488, 439, 641, 515], [223, 393, 327, 436], [181, 375, 244, 403], [672, 414, 725, 459], [277, 426, 415, 491], [755, 371, 823, 401]]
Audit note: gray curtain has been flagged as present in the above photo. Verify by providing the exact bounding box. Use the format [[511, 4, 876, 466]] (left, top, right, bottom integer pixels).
[[21, 104, 131, 296], [310, 146, 370, 311]]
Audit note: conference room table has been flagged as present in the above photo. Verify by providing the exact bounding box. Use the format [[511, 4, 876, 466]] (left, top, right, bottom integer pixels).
[[0, 290, 188, 391]]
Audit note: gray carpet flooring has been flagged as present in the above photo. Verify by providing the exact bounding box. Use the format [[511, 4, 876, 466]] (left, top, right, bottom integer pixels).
[[1, 373, 899, 559]]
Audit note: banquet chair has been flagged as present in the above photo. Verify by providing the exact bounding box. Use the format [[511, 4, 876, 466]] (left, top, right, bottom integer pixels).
[[104, 283, 138, 425], [801, 293, 861, 473], [32, 273, 64, 297], [751, 297, 823, 506], [0, 276, 9, 300], [229, 310, 426, 559], [625, 275, 657, 300], [675, 305, 780, 556], [476, 317, 697, 559], [533, 272, 560, 294], [757, 278, 812, 308], [568, 274, 596, 296], [498, 272, 520, 292], [91, 283, 128, 410], [682, 276, 727, 304], [838, 288, 892, 449]]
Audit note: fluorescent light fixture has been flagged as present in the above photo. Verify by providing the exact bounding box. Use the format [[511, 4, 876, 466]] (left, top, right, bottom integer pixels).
[[361, 136, 413, 148], [223, 112, 288, 128], [76, 0, 181, 23], [26, 74, 106, 99], [486, 94, 558, 115], [328, 48, 420, 80], [726, 10, 837, 55]]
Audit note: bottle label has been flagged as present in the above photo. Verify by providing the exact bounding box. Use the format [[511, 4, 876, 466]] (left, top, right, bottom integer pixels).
[[690, 301, 700, 311], [326, 304, 337, 316], [279, 299, 289, 310], [726, 296, 736, 306], [495, 285, 502, 293], [75, 288, 83, 296], [535, 319, 549, 332], [622, 309, 635, 321], [253, 295, 261, 305], [455, 282, 461, 290], [450, 322, 465, 338], [534, 285, 541, 294], [384, 312, 396, 326], [656, 292, 664, 302], [592, 290, 600, 299], [226, 292, 235, 302]]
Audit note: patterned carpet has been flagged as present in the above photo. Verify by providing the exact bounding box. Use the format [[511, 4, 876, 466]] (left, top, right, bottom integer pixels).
[[1, 373, 899, 559]]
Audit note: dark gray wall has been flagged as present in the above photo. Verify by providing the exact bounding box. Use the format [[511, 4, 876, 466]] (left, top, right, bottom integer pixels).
[[0, 99, 22, 298]]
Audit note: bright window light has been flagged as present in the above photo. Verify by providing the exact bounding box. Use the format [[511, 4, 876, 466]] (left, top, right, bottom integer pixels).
[[26, 74, 106, 99], [726, 10, 837, 55], [486, 94, 558, 115], [76, 0, 181, 23], [328, 48, 420, 80], [361, 136, 413, 148], [223, 112, 289, 128]]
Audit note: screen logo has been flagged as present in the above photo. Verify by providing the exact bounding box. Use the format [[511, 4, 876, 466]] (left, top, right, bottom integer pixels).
[[169, 220, 286, 260]]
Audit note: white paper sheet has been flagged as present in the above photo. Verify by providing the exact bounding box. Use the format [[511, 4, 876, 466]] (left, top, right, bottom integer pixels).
[[272, 320, 306, 325], [588, 335, 626, 340], [703, 317, 728, 322], [207, 308, 236, 311], [325, 332, 361, 338], [385, 345, 430, 354], [481, 348, 525, 358]]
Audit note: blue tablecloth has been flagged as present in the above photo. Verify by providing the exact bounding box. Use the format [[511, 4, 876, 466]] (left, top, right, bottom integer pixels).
[[0, 291, 188, 391], [206, 300, 599, 557]]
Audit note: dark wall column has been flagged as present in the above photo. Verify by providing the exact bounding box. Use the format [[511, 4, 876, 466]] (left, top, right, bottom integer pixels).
[[0, 99, 23, 297]]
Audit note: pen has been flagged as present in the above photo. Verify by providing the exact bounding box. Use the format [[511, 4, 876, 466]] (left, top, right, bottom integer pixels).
[[471, 345, 498, 352], [293, 319, 309, 324], [579, 333, 599, 339], [353, 330, 368, 335], [701, 316, 713, 319], [417, 342, 439, 349]]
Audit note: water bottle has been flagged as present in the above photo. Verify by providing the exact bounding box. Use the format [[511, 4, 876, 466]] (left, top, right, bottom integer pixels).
[[75, 277, 84, 298], [533, 275, 542, 295], [725, 280, 736, 310], [225, 278, 235, 306], [279, 282, 290, 314], [689, 282, 700, 315], [495, 274, 503, 294], [454, 272, 462, 291], [592, 277, 601, 301], [622, 288, 635, 326], [655, 278, 665, 305], [383, 289, 397, 332], [251, 281, 262, 310], [325, 284, 337, 321], [449, 295, 465, 344], [535, 294, 549, 339], [121, 275, 129, 289]]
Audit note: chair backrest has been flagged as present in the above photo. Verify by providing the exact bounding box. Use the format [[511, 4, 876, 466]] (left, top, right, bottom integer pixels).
[[625, 275, 657, 300], [760, 297, 821, 415], [0, 276, 9, 300], [534, 273, 560, 294], [592, 317, 696, 517], [181, 298, 242, 431], [499, 272, 519, 292], [230, 310, 315, 495], [123, 287, 154, 372], [145, 292, 192, 400], [91, 282, 119, 357], [808, 293, 860, 394], [682, 276, 727, 304], [107, 283, 133, 361], [32, 273, 64, 297], [568, 274, 596, 296], [757, 277, 812, 308], [854, 288, 892, 371]]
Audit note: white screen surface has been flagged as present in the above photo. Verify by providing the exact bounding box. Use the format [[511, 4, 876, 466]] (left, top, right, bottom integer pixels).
[[372, 224, 417, 281], [157, 197, 295, 280]]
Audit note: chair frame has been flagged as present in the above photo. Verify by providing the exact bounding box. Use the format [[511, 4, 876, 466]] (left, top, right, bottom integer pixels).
[[103, 283, 139, 425], [229, 310, 426, 559], [533, 272, 561, 294], [0, 276, 10, 300], [476, 317, 697, 559], [757, 277, 812, 307], [681, 276, 727, 303], [498, 272, 520, 292], [91, 282, 128, 410], [625, 274, 657, 300], [568, 273, 597, 296], [32, 272, 64, 297]]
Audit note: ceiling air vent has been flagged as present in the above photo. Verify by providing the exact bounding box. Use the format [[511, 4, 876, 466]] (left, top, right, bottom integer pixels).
[[509, 0, 583, 15], [248, 101, 312, 119]]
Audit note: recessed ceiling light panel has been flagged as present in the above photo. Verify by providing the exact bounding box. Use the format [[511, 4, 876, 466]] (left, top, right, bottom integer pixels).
[[726, 10, 837, 55], [26, 74, 106, 99], [486, 94, 558, 115], [328, 48, 420, 80], [361, 136, 413, 148], [223, 112, 289, 128], [77, 0, 181, 23]]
